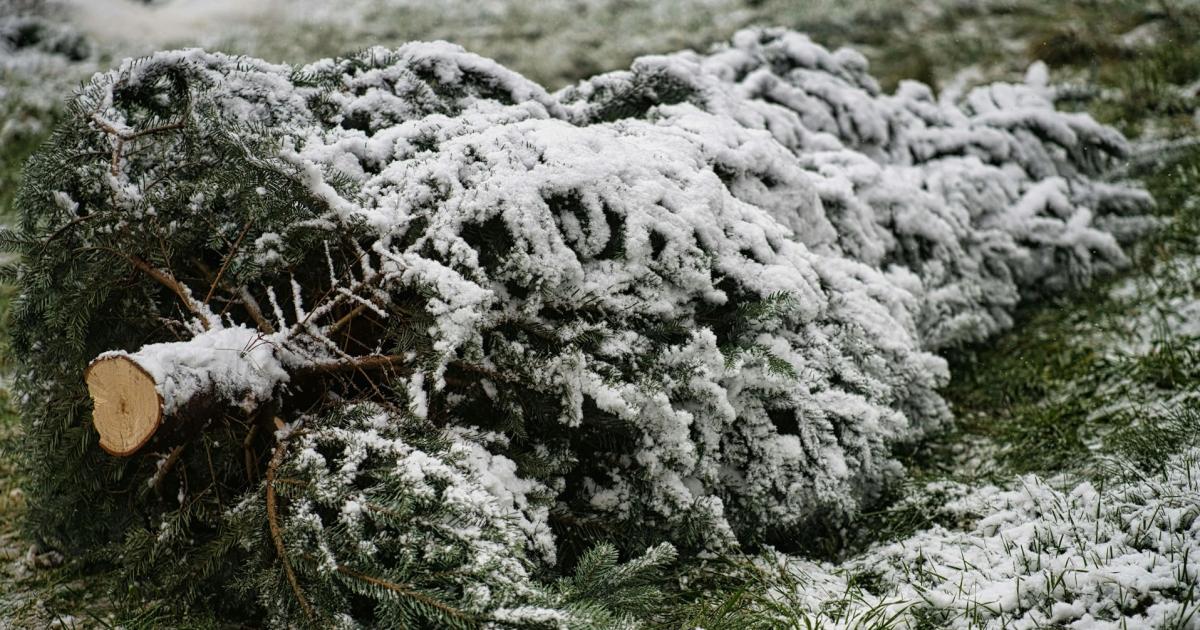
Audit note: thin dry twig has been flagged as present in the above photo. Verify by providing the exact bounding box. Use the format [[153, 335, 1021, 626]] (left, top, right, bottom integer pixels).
[[151, 445, 186, 496], [327, 302, 371, 336], [90, 113, 187, 176]]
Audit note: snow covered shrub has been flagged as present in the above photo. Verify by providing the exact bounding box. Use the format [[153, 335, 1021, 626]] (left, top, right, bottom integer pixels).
[[4, 29, 1148, 623]]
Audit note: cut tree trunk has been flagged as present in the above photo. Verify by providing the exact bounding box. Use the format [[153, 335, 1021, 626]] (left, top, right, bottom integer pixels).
[[83, 326, 292, 457], [85, 351, 280, 457], [84, 326, 419, 456], [85, 356, 164, 456]]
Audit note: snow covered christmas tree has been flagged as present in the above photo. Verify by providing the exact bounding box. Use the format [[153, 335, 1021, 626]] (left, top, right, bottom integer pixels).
[[5, 28, 1150, 625]]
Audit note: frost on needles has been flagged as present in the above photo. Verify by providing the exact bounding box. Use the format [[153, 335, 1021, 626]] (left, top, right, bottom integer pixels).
[[6, 29, 1150, 625]]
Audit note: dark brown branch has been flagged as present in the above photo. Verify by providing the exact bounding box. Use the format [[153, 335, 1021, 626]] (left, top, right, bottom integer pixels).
[[39, 213, 102, 252], [151, 445, 186, 496], [327, 302, 370, 336], [127, 120, 188, 139], [228, 287, 277, 335], [124, 254, 211, 330], [203, 437, 223, 513], [303, 354, 411, 375], [243, 423, 260, 483], [204, 221, 253, 306], [266, 433, 314, 620]]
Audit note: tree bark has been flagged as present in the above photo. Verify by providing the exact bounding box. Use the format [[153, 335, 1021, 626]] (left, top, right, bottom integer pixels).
[[85, 336, 415, 456]]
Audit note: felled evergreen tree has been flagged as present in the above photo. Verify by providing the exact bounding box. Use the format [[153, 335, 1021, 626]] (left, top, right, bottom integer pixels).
[[558, 28, 1153, 347], [4, 30, 1149, 625]]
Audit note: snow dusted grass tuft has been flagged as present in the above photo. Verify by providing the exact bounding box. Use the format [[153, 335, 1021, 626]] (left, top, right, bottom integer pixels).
[[746, 445, 1200, 629], [943, 142, 1200, 479]]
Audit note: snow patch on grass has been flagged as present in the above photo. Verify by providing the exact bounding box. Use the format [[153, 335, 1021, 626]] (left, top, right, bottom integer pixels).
[[763, 446, 1200, 629]]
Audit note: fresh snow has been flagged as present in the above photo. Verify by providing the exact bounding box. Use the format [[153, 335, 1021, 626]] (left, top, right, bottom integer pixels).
[[99, 325, 289, 416], [764, 446, 1200, 629]]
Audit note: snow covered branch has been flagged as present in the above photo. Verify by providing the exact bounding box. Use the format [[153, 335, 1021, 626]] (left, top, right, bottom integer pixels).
[[10, 29, 1154, 619]]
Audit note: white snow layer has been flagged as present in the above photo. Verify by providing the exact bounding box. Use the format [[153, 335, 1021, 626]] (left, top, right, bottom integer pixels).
[[98, 325, 291, 416], [764, 447, 1200, 629], [78, 29, 1150, 556]]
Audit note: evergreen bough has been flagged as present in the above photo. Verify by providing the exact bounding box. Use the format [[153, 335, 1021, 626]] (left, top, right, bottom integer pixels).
[[5, 29, 1150, 625]]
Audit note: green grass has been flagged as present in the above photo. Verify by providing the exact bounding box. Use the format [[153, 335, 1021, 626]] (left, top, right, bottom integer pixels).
[[937, 139, 1200, 480], [0, 131, 46, 220]]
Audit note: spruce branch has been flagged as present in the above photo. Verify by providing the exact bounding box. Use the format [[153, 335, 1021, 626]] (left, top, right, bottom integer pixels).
[[333, 563, 475, 626], [38, 212, 102, 252]]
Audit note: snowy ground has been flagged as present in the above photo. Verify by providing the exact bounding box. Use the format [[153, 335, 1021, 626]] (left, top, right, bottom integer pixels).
[[1, 0, 1199, 627]]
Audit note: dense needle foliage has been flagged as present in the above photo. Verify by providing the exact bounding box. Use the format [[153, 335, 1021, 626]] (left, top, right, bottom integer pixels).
[[3, 28, 1150, 626]]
